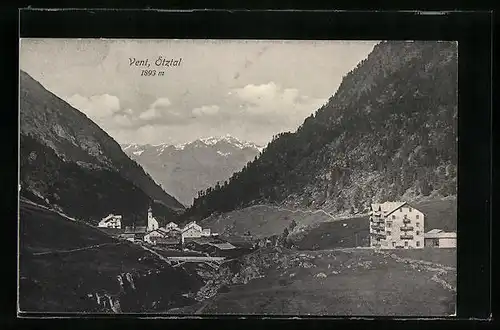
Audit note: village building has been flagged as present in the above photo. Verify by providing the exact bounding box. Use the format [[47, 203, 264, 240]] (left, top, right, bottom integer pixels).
[[144, 227, 182, 245], [121, 226, 147, 242], [183, 236, 244, 257], [165, 222, 179, 230], [424, 229, 457, 248], [144, 228, 168, 244], [369, 201, 425, 249], [98, 214, 122, 229], [181, 221, 203, 243], [155, 236, 182, 248]]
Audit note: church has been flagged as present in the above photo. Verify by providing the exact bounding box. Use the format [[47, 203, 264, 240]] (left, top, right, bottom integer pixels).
[[147, 206, 159, 231]]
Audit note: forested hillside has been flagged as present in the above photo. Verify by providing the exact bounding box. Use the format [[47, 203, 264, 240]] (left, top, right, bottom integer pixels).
[[184, 41, 457, 221]]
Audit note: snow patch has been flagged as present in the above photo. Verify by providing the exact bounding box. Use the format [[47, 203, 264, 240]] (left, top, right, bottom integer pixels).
[[199, 134, 263, 150], [122, 143, 137, 151], [174, 143, 187, 151], [132, 150, 144, 156]]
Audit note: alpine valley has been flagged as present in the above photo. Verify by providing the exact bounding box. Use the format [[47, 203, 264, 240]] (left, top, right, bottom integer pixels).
[[121, 136, 263, 206], [19, 40, 458, 316]]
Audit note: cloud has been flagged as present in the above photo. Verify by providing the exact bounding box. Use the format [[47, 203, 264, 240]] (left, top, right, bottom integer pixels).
[[139, 108, 161, 120], [192, 105, 220, 117], [136, 97, 191, 126], [139, 98, 172, 120], [151, 97, 172, 109], [228, 82, 326, 125], [113, 114, 134, 127], [66, 93, 121, 119], [65, 94, 134, 135]]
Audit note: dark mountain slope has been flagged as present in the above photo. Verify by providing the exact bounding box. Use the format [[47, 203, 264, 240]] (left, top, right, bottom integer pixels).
[[185, 41, 457, 221], [20, 134, 152, 224], [20, 71, 184, 225], [19, 201, 202, 313]]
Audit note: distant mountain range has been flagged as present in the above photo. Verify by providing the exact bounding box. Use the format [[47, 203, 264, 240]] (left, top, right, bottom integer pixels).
[[19, 70, 184, 226], [185, 41, 458, 222], [121, 135, 263, 206]]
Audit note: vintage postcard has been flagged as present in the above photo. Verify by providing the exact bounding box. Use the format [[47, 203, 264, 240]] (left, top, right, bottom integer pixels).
[[18, 39, 457, 316]]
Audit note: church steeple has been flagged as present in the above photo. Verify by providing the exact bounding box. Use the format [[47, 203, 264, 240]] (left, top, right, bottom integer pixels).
[[147, 204, 158, 231]]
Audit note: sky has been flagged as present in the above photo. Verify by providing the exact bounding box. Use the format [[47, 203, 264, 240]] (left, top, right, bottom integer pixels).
[[20, 39, 378, 146]]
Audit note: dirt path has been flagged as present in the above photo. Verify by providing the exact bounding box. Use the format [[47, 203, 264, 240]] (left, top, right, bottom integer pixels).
[[20, 198, 78, 222], [31, 242, 122, 256]]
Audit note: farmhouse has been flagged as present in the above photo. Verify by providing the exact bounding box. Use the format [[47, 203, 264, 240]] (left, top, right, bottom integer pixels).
[[144, 228, 168, 244], [369, 201, 425, 249], [165, 222, 179, 230], [121, 226, 147, 242], [184, 237, 242, 257], [155, 237, 181, 248], [98, 214, 122, 229], [144, 227, 182, 245], [181, 221, 203, 243], [424, 229, 457, 248]]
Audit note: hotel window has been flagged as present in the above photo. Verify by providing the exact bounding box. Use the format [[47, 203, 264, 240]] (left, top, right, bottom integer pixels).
[[387, 222, 392, 228], [400, 208, 402, 212], [392, 215, 396, 219], [405, 241, 408, 247], [409, 207, 412, 212], [416, 241, 420, 247], [416, 222, 420, 227], [416, 214, 419, 219], [387, 231, 391, 236], [416, 231, 420, 235]]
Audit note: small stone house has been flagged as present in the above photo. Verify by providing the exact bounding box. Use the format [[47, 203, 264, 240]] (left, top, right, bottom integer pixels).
[[424, 229, 457, 248]]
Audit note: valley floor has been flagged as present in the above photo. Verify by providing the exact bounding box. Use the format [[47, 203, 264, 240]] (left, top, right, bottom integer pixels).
[[18, 198, 456, 316], [170, 247, 456, 316]]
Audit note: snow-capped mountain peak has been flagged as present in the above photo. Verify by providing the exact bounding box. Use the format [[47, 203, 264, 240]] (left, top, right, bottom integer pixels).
[[122, 135, 263, 154], [120, 135, 264, 206], [199, 134, 263, 150]]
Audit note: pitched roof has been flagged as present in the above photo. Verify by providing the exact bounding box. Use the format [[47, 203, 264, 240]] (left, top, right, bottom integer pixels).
[[182, 223, 202, 232], [145, 228, 165, 236], [370, 201, 408, 216], [163, 226, 181, 232], [424, 230, 456, 239], [207, 242, 236, 250], [124, 226, 147, 233], [155, 237, 180, 244], [427, 229, 443, 234], [101, 214, 122, 222]]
